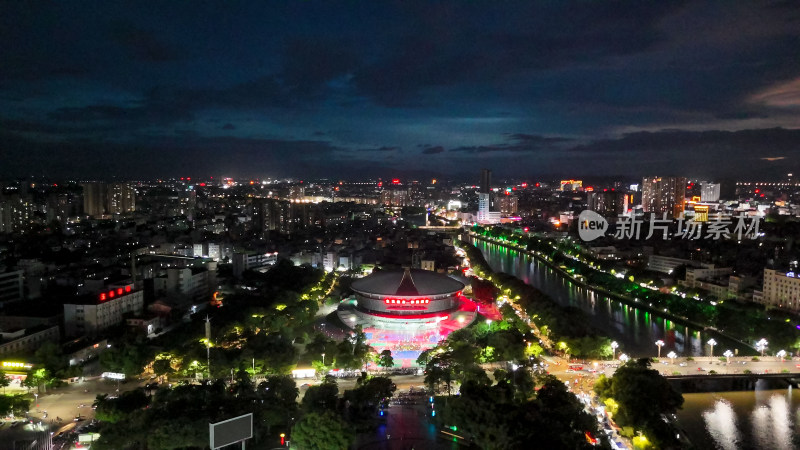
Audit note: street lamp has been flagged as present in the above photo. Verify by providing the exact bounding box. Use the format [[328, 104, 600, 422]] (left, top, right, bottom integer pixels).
[[667, 351, 677, 365], [655, 340, 665, 359], [619, 354, 629, 363], [756, 338, 768, 356], [707, 339, 717, 358], [322, 353, 326, 366], [723, 350, 733, 364], [777, 349, 787, 362], [610, 341, 619, 361]]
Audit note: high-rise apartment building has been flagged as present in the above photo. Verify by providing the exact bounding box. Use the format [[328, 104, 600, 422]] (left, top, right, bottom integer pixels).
[[497, 195, 518, 215], [82, 182, 136, 217], [700, 183, 721, 202], [588, 191, 631, 217], [81, 182, 106, 216], [107, 183, 136, 214], [641, 177, 687, 218]]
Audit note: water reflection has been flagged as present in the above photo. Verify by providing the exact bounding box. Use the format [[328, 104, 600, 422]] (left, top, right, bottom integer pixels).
[[680, 390, 800, 449], [703, 399, 740, 450], [474, 238, 741, 357]]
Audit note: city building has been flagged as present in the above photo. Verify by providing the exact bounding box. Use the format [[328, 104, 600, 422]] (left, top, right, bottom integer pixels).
[[0, 270, 23, 307], [81, 182, 106, 217], [587, 191, 631, 217], [0, 325, 60, 357], [758, 268, 800, 312], [232, 251, 278, 277], [497, 194, 518, 215], [63, 285, 144, 337], [81, 182, 136, 217], [560, 179, 583, 191], [641, 176, 687, 218], [700, 183, 721, 202], [107, 183, 136, 215], [646, 254, 700, 274]]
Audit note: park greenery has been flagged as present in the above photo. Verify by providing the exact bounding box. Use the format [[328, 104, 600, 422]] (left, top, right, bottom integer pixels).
[[457, 239, 613, 359], [418, 320, 543, 395], [594, 359, 684, 448], [87, 259, 399, 447], [437, 375, 607, 449], [472, 225, 800, 354]]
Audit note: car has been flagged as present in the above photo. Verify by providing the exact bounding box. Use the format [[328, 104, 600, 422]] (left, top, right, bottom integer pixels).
[[679, 363, 688, 367], [698, 367, 707, 371]]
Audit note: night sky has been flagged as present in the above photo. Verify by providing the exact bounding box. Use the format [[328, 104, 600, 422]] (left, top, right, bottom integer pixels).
[[2, 1, 800, 180]]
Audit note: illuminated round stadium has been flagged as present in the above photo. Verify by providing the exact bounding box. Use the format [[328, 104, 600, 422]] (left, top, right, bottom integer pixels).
[[337, 268, 478, 366]]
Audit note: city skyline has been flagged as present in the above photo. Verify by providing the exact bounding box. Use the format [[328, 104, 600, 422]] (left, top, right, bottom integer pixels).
[[2, 2, 800, 180]]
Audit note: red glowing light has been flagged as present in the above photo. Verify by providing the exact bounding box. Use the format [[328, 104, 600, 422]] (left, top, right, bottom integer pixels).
[[755, 189, 760, 193], [117, 288, 123, 295], [521, 183, 528, 188], [523, 227, 530, 232], [108, 290, 115, 298], [535, 182, 540, 187], [180, 177, 184, 181], [125, 285, 132, 292], [99, 293, 106, 301], [199, 182, 206, 187], [392, 179, 400, 184], [378, 181, 383, 187]]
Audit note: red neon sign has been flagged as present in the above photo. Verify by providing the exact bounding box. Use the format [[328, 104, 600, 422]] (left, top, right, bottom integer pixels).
[[383, 298, 430, 305], [99, 293, 106, 301], [125, 285, 132, 292], [108, 290, 115, 298]]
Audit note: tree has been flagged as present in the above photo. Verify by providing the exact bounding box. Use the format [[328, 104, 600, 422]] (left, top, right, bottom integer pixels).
[[595, 359, 683, 447], [153, 359, 174, 382], [378, 350, 394, 370], [291, 412, 354, 450], [302, 377, 339, 414], [0, 370, 10, 393], [0, 394, 31, 417]]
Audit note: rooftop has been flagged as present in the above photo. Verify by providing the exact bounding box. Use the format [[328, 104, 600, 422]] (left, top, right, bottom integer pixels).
[[351, 268, 464, 297]]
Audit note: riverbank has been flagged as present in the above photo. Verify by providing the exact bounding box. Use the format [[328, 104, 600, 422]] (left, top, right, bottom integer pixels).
[[470, 232, 758, 355]]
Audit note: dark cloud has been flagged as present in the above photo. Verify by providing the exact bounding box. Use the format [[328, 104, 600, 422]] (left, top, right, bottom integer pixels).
[[450, 134, 572, 153], [1, 2, 800, 179], [281, 38, 359, 95], [422, 146, 445, 154], [353, 1, 688, 106], [109, 21, 181, 62], [358, 146, 399, 152], [571, 128, 800, 155]]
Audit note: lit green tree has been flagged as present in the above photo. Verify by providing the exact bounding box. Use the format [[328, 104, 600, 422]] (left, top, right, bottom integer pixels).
[[378, 350, 394, 370], [291, 412, 354, 450]]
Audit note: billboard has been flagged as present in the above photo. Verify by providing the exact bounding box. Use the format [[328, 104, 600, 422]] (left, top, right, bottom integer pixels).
[[209, 413, 252, 449]]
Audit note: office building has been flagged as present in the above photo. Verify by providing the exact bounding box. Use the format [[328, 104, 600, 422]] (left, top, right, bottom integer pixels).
[[64, 285, 144, 337], [642, 177, 687, 218]]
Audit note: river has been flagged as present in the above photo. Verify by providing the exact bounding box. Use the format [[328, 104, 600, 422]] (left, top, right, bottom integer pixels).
[[470, 237, 750, 357], [677, 388, 800, 449]]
